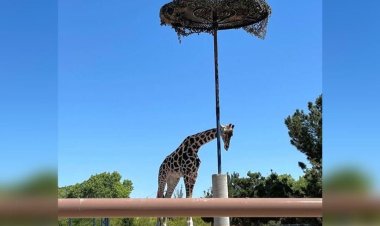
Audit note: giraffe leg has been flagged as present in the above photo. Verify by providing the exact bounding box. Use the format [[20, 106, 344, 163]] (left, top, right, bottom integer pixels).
[[156, 219, 164, 226], [161, 175, 180, 226], [184, 173, 198, 226]]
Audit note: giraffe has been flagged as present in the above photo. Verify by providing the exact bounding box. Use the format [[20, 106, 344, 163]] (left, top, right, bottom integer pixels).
[[156, 124, 235, 226]]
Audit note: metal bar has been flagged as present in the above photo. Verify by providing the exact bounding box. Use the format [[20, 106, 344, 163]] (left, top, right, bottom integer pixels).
[[58, 198, 322, 218], [213, 12, 222, 175]]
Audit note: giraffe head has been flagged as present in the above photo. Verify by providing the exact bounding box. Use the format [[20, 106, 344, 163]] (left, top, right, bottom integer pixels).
[[221, 123, 234, 151]]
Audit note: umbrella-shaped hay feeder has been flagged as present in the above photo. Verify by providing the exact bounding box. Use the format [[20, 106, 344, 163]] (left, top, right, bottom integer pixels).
[[160, 0, 271, 39]]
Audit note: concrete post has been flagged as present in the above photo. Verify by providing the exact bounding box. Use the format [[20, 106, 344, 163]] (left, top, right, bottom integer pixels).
[[212, 174, 230, 226]]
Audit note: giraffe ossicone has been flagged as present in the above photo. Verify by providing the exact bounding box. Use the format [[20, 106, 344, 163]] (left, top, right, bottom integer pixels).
[[156, 124, 235, 226]]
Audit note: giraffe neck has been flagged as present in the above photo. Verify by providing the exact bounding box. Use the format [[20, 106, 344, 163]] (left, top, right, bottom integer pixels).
[[187, 128, 219, 152]]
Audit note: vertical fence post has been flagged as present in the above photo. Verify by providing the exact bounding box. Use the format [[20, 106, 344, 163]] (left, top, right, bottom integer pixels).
[[102, 218, 109, 226], [68, 218, 72, 226]]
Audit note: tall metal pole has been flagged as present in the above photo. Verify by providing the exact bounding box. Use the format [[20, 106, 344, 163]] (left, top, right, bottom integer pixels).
[[212, 7, 230, 226], [213, 11, 222, 175]]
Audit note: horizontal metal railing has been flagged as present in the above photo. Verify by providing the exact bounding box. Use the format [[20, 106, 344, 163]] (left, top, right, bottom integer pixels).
[[4, 196, 380, 219], [58, 198, 322, 218]]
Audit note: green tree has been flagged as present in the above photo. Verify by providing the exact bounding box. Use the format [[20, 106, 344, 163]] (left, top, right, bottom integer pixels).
[[60, 171, 133, 198], [324, 166, 372, 194], [284, 95, 322, 225], [58, 171, 134, 226], [227, 171, 314, 225], [285, 94, 322, 197], [285, 95, 322, 168], [204, 171, 312, 225]]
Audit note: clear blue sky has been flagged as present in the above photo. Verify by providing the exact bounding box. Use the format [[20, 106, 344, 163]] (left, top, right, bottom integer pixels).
[[0, 0, 57, 183], [323, 0, 380, 191], [1, 0, 379, 197]]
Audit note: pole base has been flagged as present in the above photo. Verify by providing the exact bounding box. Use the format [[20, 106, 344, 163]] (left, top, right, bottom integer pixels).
[[212, 174, 230, 226]]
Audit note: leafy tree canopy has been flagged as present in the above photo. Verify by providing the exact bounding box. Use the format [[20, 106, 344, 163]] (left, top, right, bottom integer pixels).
[[285, 95, 322, 168], [203, 171, 319, 225], [285, 95, 322, 197], [324, 166, 372, 194], [58, 172, 134, 226], [59, 171, 133, 198]]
